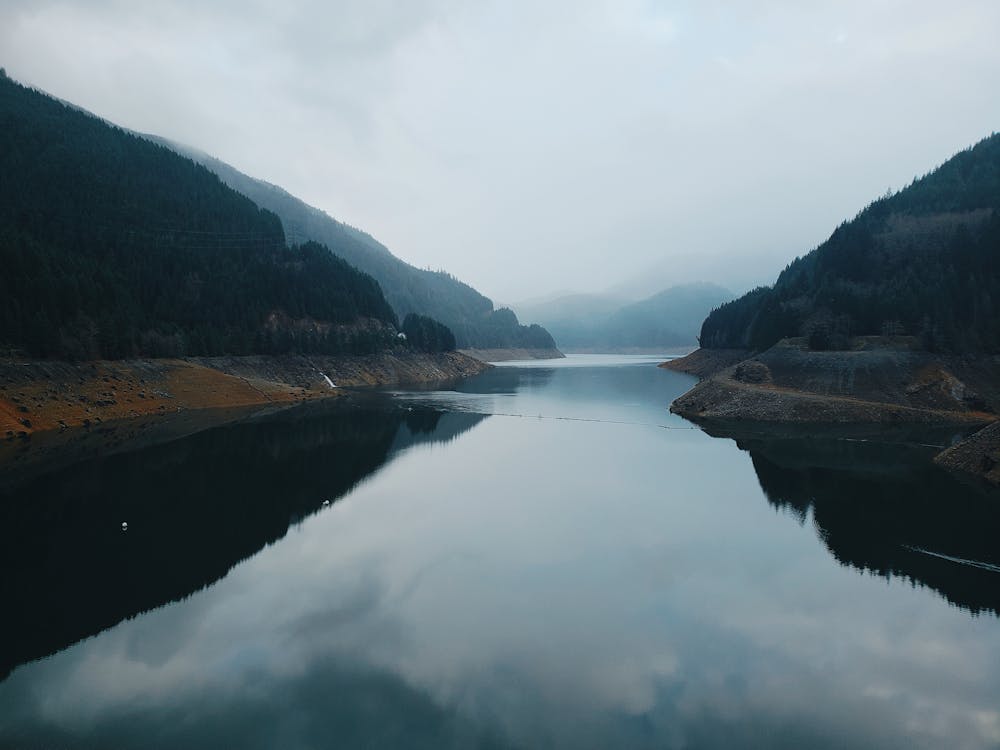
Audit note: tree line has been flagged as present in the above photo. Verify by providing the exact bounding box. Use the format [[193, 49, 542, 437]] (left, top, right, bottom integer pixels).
[[700, 133, 1000, 353], [0, 72, 458, 359]]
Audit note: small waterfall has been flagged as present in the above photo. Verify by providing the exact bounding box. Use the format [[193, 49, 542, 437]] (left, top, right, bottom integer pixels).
[[304, 356, 338, 389]]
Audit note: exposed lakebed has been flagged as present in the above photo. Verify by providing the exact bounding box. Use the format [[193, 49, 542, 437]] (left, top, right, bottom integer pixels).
[[1, 355, 999, 749]]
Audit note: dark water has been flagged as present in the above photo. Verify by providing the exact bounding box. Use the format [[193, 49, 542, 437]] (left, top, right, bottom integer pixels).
[[2, 355, 999, 749]]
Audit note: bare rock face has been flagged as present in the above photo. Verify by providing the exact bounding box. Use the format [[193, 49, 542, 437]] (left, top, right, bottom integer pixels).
[[668, 338, 1000, 426], [659, 349, 751, 379], [935, 422, 1000, 485], [732, 360, 772, 385], [905, 365, 985, 412]]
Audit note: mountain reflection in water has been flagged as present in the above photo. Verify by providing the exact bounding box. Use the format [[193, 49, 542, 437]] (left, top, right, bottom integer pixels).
[[721, 426, 1000, 616], [2, 357, 999, 750], [0, 401, 486, 678]]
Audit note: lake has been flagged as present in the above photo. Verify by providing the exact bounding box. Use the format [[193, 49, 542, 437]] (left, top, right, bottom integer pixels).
[[2, 354, 999, 749]]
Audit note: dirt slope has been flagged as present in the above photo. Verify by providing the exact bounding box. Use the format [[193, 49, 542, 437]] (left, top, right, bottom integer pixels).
[[0, 351, 490, 439], [669, 338, 1000, 425], [934, 422, 1000, 485]]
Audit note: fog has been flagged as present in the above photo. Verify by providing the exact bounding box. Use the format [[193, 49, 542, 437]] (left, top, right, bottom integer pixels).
[[3, 0, 999, 302]]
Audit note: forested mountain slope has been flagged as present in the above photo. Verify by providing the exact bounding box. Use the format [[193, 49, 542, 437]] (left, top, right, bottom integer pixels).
[[156, 139, 557, 351], [0, 71, 403, 360], [700, 133, 1000, 353]]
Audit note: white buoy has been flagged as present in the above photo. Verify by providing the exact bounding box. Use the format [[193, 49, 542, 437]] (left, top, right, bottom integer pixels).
[[121, 522, 128, 531], [322, 500, 331, 507]]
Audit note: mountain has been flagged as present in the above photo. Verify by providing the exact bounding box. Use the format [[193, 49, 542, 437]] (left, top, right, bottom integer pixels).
[[0, 71, 413, 360], [154, 139, 558, 352], [517, 283, 732, 351], [515, 293, 627, 329], [700, 133, 1000, 353]]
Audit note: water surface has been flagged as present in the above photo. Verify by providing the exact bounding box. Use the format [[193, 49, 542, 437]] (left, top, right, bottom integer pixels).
[[2, 355, 999, 749]]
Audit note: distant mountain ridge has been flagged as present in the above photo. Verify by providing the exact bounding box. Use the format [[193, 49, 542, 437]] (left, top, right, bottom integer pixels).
[[517, 283, 732, 351], [700, 133, 1000, 353], [154, 138, 558, 352]]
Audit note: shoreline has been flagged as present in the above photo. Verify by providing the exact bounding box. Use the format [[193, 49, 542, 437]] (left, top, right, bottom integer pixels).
[[0, 351, 490, 440], [662, 340, 1000, 485], [664, 339, 1000, 425], [934, 422, 1000, 485], [0, 350, 491, 487], [458, 347, 565, 362]]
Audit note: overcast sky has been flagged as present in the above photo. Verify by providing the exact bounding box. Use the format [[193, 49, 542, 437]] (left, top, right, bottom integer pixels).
[[3, 0, 999, 304]]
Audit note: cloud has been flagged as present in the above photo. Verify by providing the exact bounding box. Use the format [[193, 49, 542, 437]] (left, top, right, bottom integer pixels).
[[2, 0, 1000, 301]]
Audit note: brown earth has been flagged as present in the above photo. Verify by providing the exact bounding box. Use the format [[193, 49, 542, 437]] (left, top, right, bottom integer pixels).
[[0, 358, 292, 439], [0, 351, 491, 486], [0, 351, 490, 440]]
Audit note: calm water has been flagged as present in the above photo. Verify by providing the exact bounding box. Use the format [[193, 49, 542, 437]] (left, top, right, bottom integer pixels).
[[2, 354, 1000, 749]]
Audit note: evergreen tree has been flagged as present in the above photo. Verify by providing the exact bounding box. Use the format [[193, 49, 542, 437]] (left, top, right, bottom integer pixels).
[[699, 133, 1000, 353], [0, 74, 399, 360]]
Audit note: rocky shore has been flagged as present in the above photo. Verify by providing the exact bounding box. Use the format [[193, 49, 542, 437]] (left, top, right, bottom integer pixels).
[[0, 351, 490, 439], [659, 348, 750, 379], [0, 350, 491, 487], [934, 422, 1000, 485], [663, 337, 1000, 484], [668, 338, 999, 422]]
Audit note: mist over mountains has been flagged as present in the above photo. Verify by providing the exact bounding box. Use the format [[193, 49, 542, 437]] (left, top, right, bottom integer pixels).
[[0, 70, 558, 358], [516, 282, 732, 352], [152, 138, 556, 352]]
